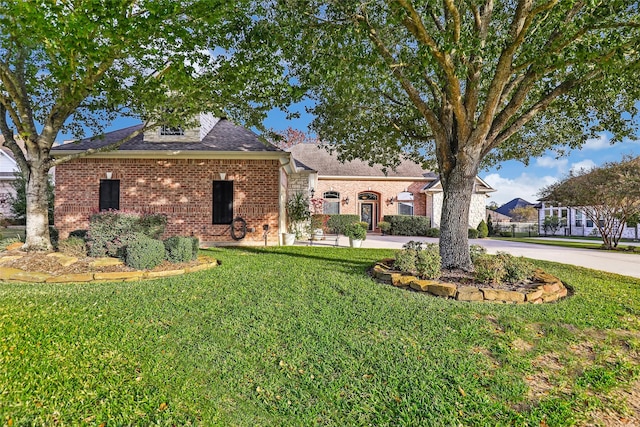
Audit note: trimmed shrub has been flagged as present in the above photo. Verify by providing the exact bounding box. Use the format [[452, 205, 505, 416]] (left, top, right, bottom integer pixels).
[[310, 214, 330, 232], [87, 211, 167, 258], [58, 237, 87, 257], [383, 215, 431, 236], [125, 234, 165, 270], [497, 252, 535, 283], [468, 228, 479, 239], [469, 244, 487, 263], [425, 228, 440, 237], [326, 215, 359, 234], [499, 231, 513, 237], [377, 221, 391, 234], [164, 236, 195, 263], [477, 220, 489, 238], [473, 254, 506, 285], [415, 243, 441, 279], [394, 250, 417, 274], [344, 222, 367, 240]]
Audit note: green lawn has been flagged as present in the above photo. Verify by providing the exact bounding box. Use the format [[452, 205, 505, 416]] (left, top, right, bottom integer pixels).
[[1, 246, 639, 426], [492, 236, 640, 253]]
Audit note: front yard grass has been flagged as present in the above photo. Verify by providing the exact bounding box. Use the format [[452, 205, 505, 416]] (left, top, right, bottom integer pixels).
[[1, 246, 639, 426]]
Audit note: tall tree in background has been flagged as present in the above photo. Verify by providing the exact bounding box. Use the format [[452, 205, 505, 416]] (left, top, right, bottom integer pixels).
[[273, 0, 640, 270], [540, 157, 640, 249], [0, 0, 297, 250]]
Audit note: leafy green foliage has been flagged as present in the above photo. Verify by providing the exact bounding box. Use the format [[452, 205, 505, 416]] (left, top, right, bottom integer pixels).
[[382, 215, 431, 236], [87, 212, 167, 258], [343, 222, 367, 240], [477, 220, 489, 238], [473, 254, 507, 285], [468, 228, 479, 239], [326, 214, 359, 234], [469, 245, 487, 263], [473, 252, 535, 284], [415, 243, 441, 280], [57, 237, 87, 258], [377, 221, 391, 233], [124, 234, 165, 270], [497, 253, 536, 284], [164, 236, 196, 263]]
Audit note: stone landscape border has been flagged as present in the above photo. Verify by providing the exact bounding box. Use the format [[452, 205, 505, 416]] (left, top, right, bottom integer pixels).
[[0, 254, 219, 284], [372, 258, 569, 304]]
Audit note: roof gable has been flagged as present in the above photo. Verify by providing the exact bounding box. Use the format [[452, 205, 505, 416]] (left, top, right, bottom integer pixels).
[[496, 198, 533, 216]]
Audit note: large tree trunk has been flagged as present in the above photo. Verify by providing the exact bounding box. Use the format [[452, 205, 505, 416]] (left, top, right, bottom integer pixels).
[[23, 163, 52, 251], [438, 152, 479, 271]]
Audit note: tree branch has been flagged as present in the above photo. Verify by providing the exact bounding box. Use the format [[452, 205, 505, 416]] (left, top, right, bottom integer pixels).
[[0, 104, 29, 172]]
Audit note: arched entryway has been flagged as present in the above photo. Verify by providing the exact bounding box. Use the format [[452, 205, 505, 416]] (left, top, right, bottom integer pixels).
[[358, 192, 380, 231]]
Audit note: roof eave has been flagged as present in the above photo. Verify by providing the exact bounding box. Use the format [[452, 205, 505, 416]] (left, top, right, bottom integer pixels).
[[318, 175, 435, 181], [50, 150, 289, 160]]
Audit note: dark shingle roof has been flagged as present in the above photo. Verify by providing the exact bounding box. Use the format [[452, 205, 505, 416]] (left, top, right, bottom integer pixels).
[[496, 198, 534, 216], [51, 119, 281, 153], [290, 144, 435, 178]]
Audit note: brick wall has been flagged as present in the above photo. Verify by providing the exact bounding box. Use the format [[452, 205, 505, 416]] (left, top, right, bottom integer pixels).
[[315, 179, 431, 228], [54, 157, 282, 245]]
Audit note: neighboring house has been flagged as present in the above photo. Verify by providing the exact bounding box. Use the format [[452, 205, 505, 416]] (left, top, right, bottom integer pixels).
[[494, 198, 534, 218], [536, 201, 640, 239], [486, 208, 511, 224], [52, 115, 294, 245], [288, 144, 495, 230], [0, 136, 20, 219]]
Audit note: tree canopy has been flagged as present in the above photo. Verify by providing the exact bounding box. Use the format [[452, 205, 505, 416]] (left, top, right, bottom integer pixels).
[[272, 0, 640, 269], [0, 0, 299, 249], [540, 157, 640, 248]]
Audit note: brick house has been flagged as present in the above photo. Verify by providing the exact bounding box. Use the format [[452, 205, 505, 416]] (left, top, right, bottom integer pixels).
[[52, 115, 293, 245], [288, 144, 494, 231]]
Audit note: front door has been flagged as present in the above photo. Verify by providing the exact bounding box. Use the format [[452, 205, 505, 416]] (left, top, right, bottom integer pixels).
[[361, 203, 374, 231]]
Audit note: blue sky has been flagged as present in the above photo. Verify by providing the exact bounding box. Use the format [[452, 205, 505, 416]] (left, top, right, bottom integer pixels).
[[59, 104, 640, 210]]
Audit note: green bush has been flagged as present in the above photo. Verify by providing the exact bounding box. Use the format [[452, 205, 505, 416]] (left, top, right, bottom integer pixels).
[[469, 244, 487, 263], [383, 215, 431, 236], [164, 236, 196, 263], [310, 214, 329, 232], [425, 228, 440, 237], [125, 234, 165, 270], [477, 220, 489, 238], [377, 221, 391, 234], [0, 236, 22, 251], [88, 211, 167, 258], [473, 254, 506, 285], [344, 222, 367, 240], [394, 250, 417, 274], [415, 243, 441, 279], [497, 252, 535, 283], [326, 215, 359, 234], [468, 228, 479, 239], [499, 231, 513, 237], [58, 237, 87, 257]]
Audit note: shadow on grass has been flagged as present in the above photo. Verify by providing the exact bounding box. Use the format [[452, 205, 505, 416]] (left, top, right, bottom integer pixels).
[[201, 245, 390, 273]]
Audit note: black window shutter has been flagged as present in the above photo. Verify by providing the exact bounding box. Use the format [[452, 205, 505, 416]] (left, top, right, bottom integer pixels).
[[213, 180, 233, 224], [99, 179, 120, 211]]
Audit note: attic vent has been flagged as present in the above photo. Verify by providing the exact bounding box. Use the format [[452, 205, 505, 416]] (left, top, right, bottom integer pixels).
[[160, 125, 184, 136]]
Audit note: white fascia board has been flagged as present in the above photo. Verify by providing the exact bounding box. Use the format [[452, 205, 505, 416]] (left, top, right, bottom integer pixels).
[[318, 175, 434, 181], [50, 150, 289, 161]]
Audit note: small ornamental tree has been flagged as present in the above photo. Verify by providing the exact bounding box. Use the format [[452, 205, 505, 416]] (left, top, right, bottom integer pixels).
[[509, 206, 538, 222], [540, 157, 640, 248], [476, 220, 488, 238]]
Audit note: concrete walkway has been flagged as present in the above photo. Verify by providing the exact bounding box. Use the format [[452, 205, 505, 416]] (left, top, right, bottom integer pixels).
[[304, 234, 640, 279]]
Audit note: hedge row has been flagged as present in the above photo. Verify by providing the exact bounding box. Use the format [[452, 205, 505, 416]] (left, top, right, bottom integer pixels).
[[382, 215, 435, 236], [87, 211, 168, 257]]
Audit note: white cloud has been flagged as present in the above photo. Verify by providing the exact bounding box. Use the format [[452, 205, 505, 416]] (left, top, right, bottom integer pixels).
[[483, 173, 558, 206], [570, 159, 596, 173], [583, 133, 611, 150], [535, 156, 568, 172]]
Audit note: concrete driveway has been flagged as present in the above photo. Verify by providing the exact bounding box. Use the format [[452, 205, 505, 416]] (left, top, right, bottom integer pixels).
[[305, 234, 640, 279]]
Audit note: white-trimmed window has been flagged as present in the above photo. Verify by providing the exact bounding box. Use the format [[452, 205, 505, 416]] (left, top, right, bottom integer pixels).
[[575, 210, 583, 227], [397, 191, 414, 216], [323, 191, 340, 214]]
